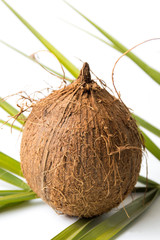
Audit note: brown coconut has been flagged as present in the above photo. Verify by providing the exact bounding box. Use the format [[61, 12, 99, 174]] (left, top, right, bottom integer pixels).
[[20, 62, 143, 218]]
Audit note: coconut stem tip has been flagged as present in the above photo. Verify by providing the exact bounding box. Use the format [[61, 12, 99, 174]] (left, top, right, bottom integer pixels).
[[79, 62, 91, 83]]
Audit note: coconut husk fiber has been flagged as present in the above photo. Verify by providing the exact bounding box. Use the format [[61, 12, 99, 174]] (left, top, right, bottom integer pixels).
[[20, 62, 143, 218]]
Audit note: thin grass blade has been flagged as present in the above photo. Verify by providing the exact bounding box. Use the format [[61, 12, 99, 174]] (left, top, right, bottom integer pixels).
[[133, 187, 155, 193], [0, 119, 22, 131], [2, 1, 79, 78], [51, 216, 112, 240], [141, 130, 160, 161], [0, 201, 24, 211], [136, 186, 154, 193], [51, 219, 95, 240], [60, 20, 121, 52], [133, 114, 160, 137], [78, 189, 160, 240], [0, 191, 37, 205], [0, 190, 27, 196], [0, 168, 29, 190], [0, 40, 72, 82], [0, 97, 26, 125], [0, 152, 23, 177], [64, 1, 160, 85], [138, 175, 159, 187]]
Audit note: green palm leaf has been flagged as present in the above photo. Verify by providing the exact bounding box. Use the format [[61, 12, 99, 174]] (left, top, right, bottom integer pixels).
[[138, 175, 159, 187], [0, 190, 27, 196], [60, 20, 121, 52], [51, 218, 95, 240], [141, 130, 160, 161], [0, 152, 23, 177], [1, 0, 79, 78], [0, 40, 72, 82], [0, 119, 22, 131], [0, 191, 37, 206], [133, 114, 160, 137], [79, 189, 160, 239], [0, 168, 29, 190], [64, 1, 160, 85], [0, 202, 24, 211], [0, 97, 26, 125]]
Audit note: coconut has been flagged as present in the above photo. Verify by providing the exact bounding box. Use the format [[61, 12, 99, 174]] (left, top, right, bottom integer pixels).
[[20, 62, 143, 218]]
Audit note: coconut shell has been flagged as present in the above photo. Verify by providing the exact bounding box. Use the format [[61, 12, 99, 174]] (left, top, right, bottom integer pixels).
[[20, 63, 143, 218]]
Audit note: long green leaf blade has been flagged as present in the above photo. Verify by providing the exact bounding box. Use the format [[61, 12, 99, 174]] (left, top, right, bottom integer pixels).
[[64, 1, 160, 85], [0, 152, 23, 177], [0, 119, 22, 131], [0, 190, 27, 196], [0, 97, 26, 125], [0, 201, 24, 211], [141, 130, 160, 161], [51, 219, 94, 240], [0, 40, 72, 82], [52, 216, 112, 240], [79, 189, 159, 240], [133, 187, 155, 193], [60, 20, 121, 52], [2, 1, 79, 78], [133, 114, 160, 137], [138, 175, 159, 187], [0, 168, 29, 190], [0, 191, 37, 205], [52, 189, 159, 240]]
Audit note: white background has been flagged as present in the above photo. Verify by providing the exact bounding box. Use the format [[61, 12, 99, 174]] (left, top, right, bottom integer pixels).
[[0, 0, 160, 239]]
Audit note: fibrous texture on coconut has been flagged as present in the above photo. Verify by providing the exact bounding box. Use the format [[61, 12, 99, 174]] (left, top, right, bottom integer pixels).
[[20, 62, 143, 218]]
